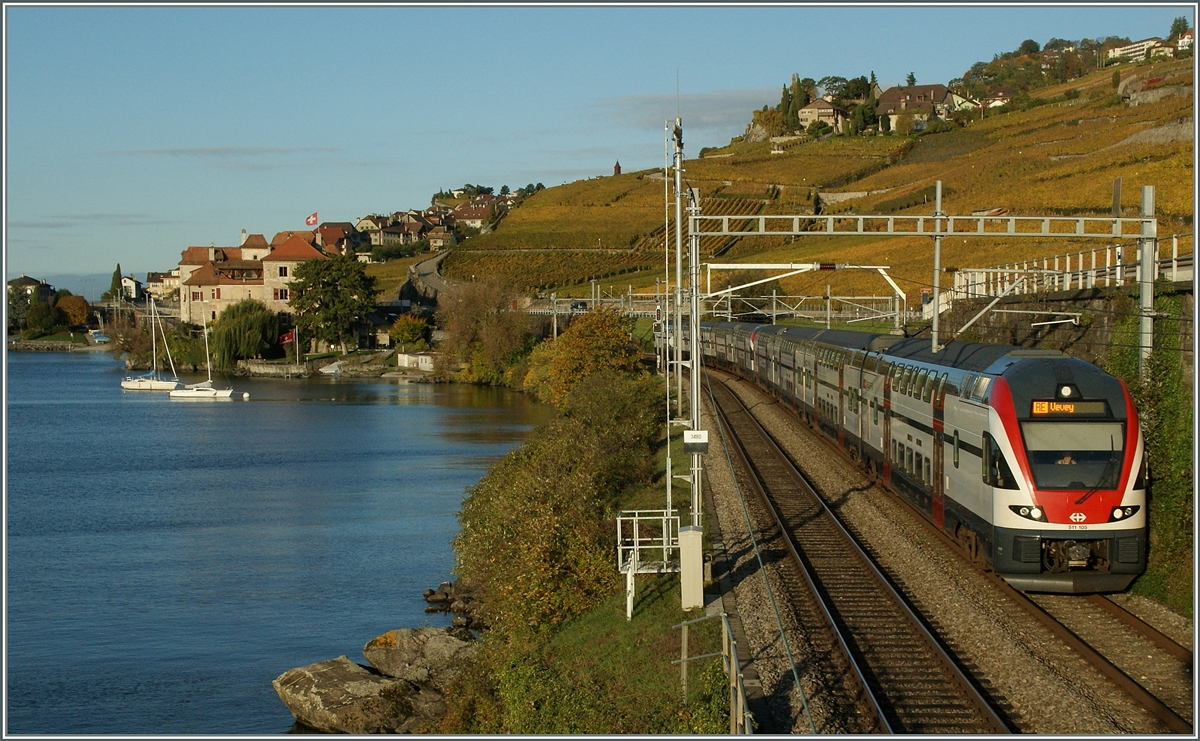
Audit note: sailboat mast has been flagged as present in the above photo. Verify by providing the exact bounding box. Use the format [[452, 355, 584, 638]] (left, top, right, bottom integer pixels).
[[203, 314, 213, 383]]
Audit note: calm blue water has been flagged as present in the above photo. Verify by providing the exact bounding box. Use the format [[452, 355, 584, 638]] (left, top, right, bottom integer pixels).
[[5, 351, 552, 734]]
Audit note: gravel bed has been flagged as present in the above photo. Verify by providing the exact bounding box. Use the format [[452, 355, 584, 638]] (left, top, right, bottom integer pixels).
[[703, 373, 1189, 734]]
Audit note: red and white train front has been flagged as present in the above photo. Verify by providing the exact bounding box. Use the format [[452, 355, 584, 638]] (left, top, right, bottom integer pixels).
[[985, 358, 1146, 592]]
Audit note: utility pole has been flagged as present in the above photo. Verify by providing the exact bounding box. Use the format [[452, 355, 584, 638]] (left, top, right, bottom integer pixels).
[[673, 118, 685, 421], [931, 180, 945, 353], [681, 184, 706, 612], [1138, 186, 1156, 380]]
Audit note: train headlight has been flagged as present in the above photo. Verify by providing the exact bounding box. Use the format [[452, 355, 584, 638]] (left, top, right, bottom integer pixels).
[[1009, 505, 1046, 522], [1109, 505, 1140, 522]]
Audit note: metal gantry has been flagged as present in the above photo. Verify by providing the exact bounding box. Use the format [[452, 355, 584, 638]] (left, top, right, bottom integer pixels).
[[688, 180, 1160, 376]]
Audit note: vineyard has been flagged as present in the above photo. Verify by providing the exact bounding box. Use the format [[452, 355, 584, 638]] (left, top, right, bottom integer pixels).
[[441, 249, 659, 291], [437, 55, 1191, 298]]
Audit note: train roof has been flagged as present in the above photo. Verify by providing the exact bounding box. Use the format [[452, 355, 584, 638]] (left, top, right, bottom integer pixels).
[[705, 321, 1065, 373]]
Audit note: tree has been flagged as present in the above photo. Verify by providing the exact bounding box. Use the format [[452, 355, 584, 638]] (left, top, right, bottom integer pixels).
[[777, 84, 790, 113], [818, 75, 848, 99], [880, 111, 892, 134], [288, 255, 379, 354], [905, 72, 916, 87], [806, 119, 832, 138], [1170, 16, 1190, 40], [210, 299, 280, 369], [752, 107, 786, 137], [499, 184, 511, 196], [102, 263, 122, 301], [8, 289, 30, 331], [389, 313, 428, 351], [24, 300, 59, 332], [55, 294, 90, 326], [435, 277, 532, 384], [844, 75, 871, 101], [1017, 39, 1040, 55], [1112, 69, 1120, 89]]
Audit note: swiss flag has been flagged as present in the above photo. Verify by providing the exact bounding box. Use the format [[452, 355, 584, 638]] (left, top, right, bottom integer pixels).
[[279, 329, 295, 345], [305, 212, 318, 226]]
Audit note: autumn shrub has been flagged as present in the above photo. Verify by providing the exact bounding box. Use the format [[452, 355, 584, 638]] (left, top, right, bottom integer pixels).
[[523, 307, 642, 406]]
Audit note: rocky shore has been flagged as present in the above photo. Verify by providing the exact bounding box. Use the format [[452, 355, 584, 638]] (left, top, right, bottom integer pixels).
[[273, 580, 483, 733]]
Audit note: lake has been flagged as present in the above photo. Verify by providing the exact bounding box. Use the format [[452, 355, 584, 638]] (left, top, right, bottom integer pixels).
[[5, 351, 553, 734]]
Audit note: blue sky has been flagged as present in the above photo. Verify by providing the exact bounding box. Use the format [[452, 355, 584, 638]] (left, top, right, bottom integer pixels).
[[4, 4, 1192, 281]]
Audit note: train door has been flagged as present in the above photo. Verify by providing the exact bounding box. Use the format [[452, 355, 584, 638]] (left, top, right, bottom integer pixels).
[[931, 373, 947, 531], [837, 354, 846, 449], [882, 361, 893, 487]]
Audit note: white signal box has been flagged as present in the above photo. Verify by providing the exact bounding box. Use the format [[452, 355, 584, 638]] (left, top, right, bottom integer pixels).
[[683, 429, 708, 455]]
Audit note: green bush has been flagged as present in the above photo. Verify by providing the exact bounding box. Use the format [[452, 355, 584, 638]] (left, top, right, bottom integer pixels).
[[1103, 287, 1193, 616]]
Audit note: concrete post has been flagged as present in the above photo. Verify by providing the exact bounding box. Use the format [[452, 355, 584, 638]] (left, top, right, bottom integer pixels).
[[931, 181, 944, 352]]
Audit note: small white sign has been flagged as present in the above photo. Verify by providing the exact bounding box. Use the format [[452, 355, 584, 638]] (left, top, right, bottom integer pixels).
[[683, 429, 709, 455]]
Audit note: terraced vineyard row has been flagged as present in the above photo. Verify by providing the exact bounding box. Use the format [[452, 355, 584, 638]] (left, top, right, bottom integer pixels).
[[440, 249, 660, 291]]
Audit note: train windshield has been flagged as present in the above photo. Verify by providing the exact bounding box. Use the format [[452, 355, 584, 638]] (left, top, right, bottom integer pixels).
[[1020, 421, 1125, 490]]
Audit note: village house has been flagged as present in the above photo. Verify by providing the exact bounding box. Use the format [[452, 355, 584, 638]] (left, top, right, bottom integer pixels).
[[7, 275, 55, 305], [1177, 29, 1194, 52], [450, 195, 500, 230], [121, 275, 143, 301], [876, 84, 953, 130], [145, 269, 181, 301], [1107, 37, 1175, 61], [796, 98, 850, 133]]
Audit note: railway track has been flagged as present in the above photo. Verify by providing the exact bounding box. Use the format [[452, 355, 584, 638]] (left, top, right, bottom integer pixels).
[[710, 370, 1194, 734], [708, 378, 1012, 734]]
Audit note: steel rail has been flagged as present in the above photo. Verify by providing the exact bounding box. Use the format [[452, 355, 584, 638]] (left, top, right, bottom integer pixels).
[[709, 377, 1011, 734], [708, 378, 889, 734]]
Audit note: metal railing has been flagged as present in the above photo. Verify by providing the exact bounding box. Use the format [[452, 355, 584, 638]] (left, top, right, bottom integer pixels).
[[673, 612, 753, 734], [953, 233, 1193, 300], [616, 509, 679, 573]]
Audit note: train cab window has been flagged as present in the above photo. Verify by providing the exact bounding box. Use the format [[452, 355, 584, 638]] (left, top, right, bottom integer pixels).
[[953, 430, 960, 468], [971, 376, 991, 401], [982, 432, 1019, 490], [1020, 421, 1125, 490], [914, 369, 928, 398]]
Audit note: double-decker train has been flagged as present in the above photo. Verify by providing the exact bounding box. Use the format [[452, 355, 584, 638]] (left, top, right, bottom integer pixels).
[[699, 321, 1147, 593]]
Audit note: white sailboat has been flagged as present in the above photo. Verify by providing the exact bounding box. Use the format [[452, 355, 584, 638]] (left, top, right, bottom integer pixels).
[[169, 314, 236, 400], [121, 299, 181, 391]]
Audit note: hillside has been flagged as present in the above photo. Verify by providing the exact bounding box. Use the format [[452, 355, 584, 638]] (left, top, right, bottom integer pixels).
[[441, 56, 1192, 299]]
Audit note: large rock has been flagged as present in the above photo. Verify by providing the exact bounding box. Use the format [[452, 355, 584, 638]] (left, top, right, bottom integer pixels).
[[272, 655, 438, 734], [362, 627, 475, 690]]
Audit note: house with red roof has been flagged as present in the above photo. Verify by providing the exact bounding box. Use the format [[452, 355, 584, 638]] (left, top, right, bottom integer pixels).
[[179, 234, 326, 325]]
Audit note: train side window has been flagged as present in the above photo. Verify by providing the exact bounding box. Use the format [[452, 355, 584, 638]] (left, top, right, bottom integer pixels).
[[982, 432, 1019, 489], [924, 456, 932, 486], [973, 376, 992, 401], [961, 373, 976, 399], [933, 373, 946, 403], [873, 399, 880, 425], [906, 447, 914, 474], [914, 369, 928, 398], [953, 430, 960, 468], [891, 440, 898, 464], [900, 367, 912, 395]]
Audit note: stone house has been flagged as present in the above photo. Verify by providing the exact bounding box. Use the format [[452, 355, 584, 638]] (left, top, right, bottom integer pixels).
[[797, 98, 850, 133], [876, 84, 952, 130]]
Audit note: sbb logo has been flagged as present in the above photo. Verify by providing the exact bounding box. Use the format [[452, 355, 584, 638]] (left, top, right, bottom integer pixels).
[[1070, 512, 1087, 522]]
